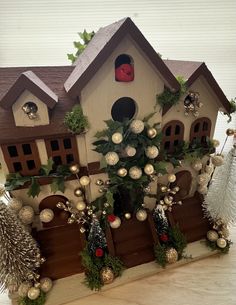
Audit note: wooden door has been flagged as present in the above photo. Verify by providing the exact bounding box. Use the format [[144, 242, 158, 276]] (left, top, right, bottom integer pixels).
[[36, 195, 85, 280], [106, 213, 158, 268]]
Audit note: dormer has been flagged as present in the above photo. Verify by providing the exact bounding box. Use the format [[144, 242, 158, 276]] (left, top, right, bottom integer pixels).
[[0, 70, 58, 127]]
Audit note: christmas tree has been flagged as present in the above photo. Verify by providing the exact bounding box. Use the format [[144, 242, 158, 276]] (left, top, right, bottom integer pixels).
[[87, 217, 107, 257], [0, 201, 42, 291], [203, 145, 236, 225]]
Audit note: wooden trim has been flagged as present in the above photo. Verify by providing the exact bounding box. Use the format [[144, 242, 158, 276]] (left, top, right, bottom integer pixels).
[[87, 161, 105, 175], [105, 226, 116, 256]]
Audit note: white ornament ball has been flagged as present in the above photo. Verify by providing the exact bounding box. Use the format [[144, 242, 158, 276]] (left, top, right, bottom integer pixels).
[[216, 237, 227, 249], [207, 230, 219, 242], [110, 216, 121, 229], [111, 132, 123, 144], [167, 174, 176, 183], [145, 146, 159, 159], [18, 282, 32, 297], [130, 120, 145, 134], [144, 164, 155, 175], [105, 152, 119, 166], [27, 287, 40, 300], [125, 145, 136, 157], [136, 209, 147, 221], [211, 155, 224, 167], [192, 160, 203, 171], [129, 166, 142, 180], [79, 176, 91, 186], [197, 185, 208, 195], [8, 198, 23, 212], [39, 209, 54, 223], [197, 173, 210, 186], [40, 277, 53, 293], [18, 206, 34, 225], [76, 201, 86, 211]]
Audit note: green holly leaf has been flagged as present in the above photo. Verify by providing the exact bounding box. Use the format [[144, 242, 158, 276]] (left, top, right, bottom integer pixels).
[[50, 177, 65, 193], [27, 177, 40, 198], [41, 158, 54, 176]]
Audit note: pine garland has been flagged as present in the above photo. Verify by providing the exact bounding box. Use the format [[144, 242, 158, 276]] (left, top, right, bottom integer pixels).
[[18, 291, 46, 305]]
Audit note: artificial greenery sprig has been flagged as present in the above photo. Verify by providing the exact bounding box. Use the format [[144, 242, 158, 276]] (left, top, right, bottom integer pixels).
[[64, 105, 89, 134], [5, 158, 71, 197], [18, 291, 46, 305], [156, 76, 187, 108], [205, 239, 233, 254]]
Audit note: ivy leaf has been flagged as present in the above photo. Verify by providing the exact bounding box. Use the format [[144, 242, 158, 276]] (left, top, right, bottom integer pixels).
[[67, 53, 77, 63], [50, 177, 65, 193], [94, 129, 108, 139], [143, 112, 156, 122], [100, 157, 107, 169], [41, 158, 54, 176], [105, 190, 114, 207], [5, 173, 30, 191], [27, 177, 40, 198]]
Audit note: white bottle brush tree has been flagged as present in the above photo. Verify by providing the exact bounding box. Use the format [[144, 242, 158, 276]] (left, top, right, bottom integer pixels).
[[0, 201, 42, 292], [203, 144, 236, 225]]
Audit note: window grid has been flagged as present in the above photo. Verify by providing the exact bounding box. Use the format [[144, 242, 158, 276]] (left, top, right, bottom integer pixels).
[[1, 141, 41, 176], [162, 120, 184, 153], [190, 117, 211, 143]]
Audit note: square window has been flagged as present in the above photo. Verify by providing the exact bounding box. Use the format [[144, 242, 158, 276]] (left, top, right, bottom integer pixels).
[[53, 156, 62, 166], [13, 162, 22, 172], [22, 144, 32, 155], [66, 154, 74, 164], [50, 140, 59, 151], [27, 160, 36, 170], [7, 145, 18, 157], [63, 138, 72, 149]]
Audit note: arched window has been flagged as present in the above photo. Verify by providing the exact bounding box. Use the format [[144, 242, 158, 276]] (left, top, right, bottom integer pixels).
[[162, 120, 184, 153], [115, 54, 134, 82], [111, 97, 136, 122], [190, 117, 211, 143]]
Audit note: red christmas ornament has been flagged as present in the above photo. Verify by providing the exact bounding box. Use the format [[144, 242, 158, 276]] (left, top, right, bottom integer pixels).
[[95, 248, 104, 257], [160, 233, 169, 242], [107, 214, 116, 222], [115, 64, 134, 82]]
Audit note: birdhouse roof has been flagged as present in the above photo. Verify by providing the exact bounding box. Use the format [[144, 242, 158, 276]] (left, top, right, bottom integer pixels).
[[64, 17, 180, 97]]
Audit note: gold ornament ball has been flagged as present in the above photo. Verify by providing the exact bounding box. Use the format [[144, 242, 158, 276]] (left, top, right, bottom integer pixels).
[[166, 248, 178, 264], [27, 287, 40, 300], [111, 132, 123, 144], [105, 151, 119, 166], [8, 198, 23, 212], [145, 146, 159, 159], [207, 230, 219, 242], [164, 195, 173, 205], [144, 164, 155, 175], [167, 174, 176, 183], [147, 127, 157, 139], [80, 176, 91, 186], [95, 179, 104, 186], [130, 119, 145, 134], [40, 277, 53, 293], [74, 187, 83, 197], [76, 201, 86, 211], [124, 212, 131, 220], [110, 216, 121, 229], [100, 267, 115, 285], [39, 209, 54, 223], [197, 173, 210, 185], [18, 282, 32, 297], [18, 206, 34, 225], [173, 186, 180, 192], [211, 155, 224, 167], [125, 145, 136, 157], [226, 128, 235, 136], [69, 164, 80, 175], [129, 166, 142, 180], [216, 237, 227, 249], [192, 160, 203, 171], [136, 209, 147, 221], [160, 185, 168, 193], [212, 139, 220, 147], [117, 167, 128, 177]]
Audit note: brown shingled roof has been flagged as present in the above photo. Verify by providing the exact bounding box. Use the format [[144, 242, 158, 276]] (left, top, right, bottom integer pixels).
[[163, 59, 230, 114], [0, 66, 75, 144], [0, 70, 58, 109], [64, 17, 180, 97]]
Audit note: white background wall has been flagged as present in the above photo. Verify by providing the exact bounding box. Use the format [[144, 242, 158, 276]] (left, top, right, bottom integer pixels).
[[0, 0, 235, 151]]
